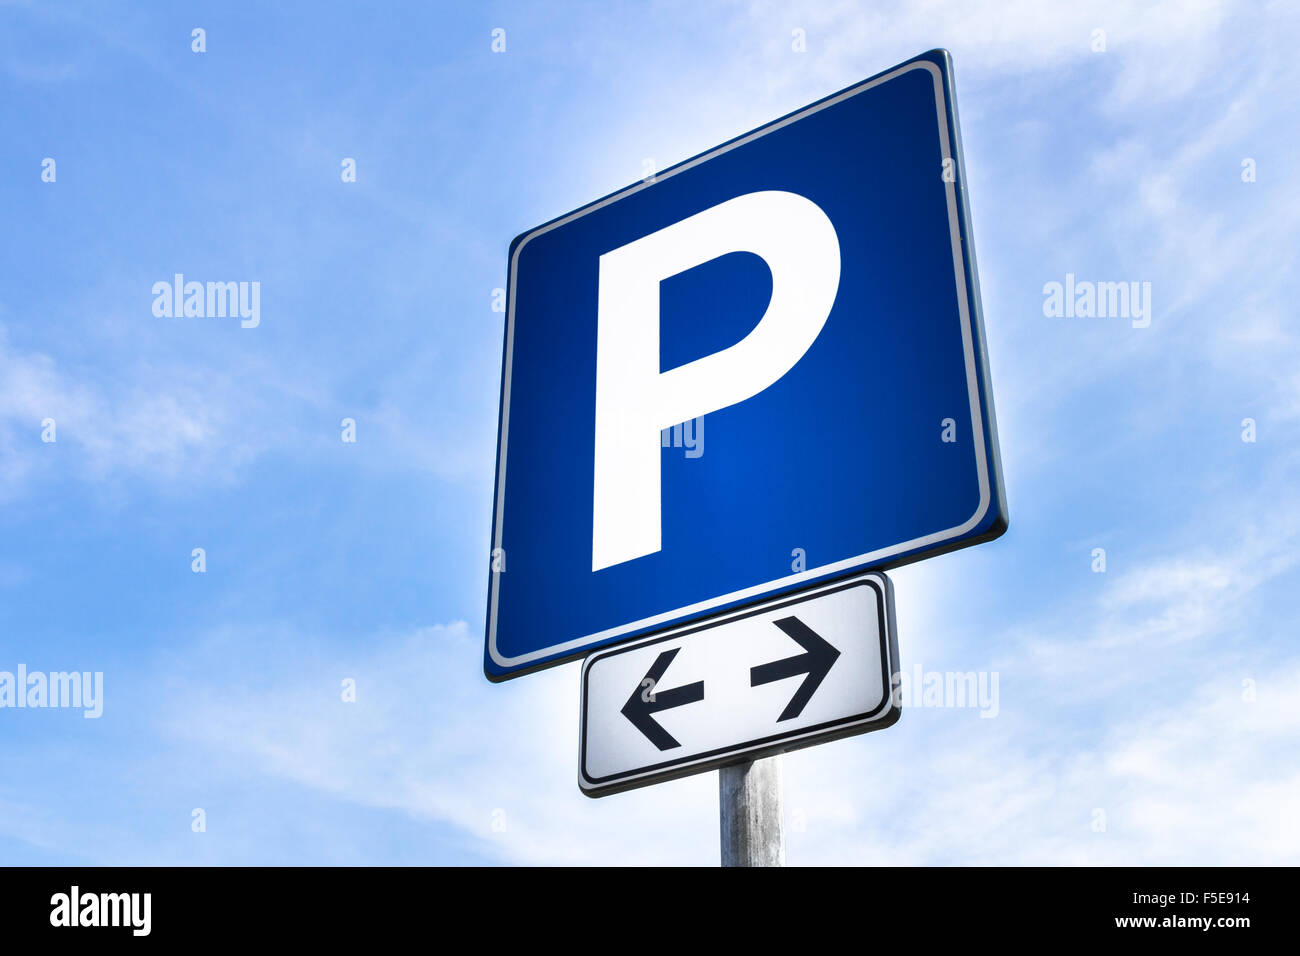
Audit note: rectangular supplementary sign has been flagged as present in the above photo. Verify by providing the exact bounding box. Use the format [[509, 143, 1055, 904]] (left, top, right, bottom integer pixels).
[[579, 572, 900, 796], [486, 49, 1006, 680]]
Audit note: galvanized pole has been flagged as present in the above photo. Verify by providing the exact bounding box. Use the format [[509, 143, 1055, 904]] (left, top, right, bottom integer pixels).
[[719, 755, 785, 866]]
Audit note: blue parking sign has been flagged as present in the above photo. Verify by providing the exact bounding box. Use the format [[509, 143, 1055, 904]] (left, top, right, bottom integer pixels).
[[486, 49, 1007, 680]]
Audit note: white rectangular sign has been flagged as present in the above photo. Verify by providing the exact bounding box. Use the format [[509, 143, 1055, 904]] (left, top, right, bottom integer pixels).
[[579, 572, 899, 796]]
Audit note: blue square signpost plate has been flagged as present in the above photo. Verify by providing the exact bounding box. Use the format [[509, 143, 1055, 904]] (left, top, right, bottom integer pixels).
[[486, 49, 1006, 681]]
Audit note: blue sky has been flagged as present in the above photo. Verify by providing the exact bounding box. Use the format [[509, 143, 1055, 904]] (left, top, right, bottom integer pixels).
[[1, 0, 1298, 865]]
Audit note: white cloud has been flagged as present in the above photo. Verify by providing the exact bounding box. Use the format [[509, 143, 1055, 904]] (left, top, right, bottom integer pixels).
[[0, 330, 264, 498], [737, 0, 1230, 98], [778, 516, 1300, 864], [159, 622, 719, 865], [0, 324, 492, 501], [781, 660, 1300, 865], [153, 511, 1300, 867]]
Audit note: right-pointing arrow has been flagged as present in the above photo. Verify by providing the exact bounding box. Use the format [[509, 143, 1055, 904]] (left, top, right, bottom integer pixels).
[[621, 648, 705, 751], [751, 616, 841, 721]]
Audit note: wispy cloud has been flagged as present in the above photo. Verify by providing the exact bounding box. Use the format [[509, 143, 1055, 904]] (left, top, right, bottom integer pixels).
[[0, 329, 261, 498], [157, 621, 719, 865]]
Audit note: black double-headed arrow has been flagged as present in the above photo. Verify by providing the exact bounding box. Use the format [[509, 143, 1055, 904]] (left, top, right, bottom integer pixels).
[[621, 616, 841, 748], [751, 616, 841, 721], [620, 648, 705, 751]]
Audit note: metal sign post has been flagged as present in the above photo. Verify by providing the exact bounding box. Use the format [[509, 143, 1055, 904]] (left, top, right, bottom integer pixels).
[[720, 757, 784, 867]]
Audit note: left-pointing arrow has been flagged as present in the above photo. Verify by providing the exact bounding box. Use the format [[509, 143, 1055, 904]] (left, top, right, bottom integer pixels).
[[621, 648, 705, 751]]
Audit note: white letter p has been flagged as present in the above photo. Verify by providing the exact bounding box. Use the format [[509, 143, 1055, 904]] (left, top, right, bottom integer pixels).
[[592, 190, 840, 571]]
